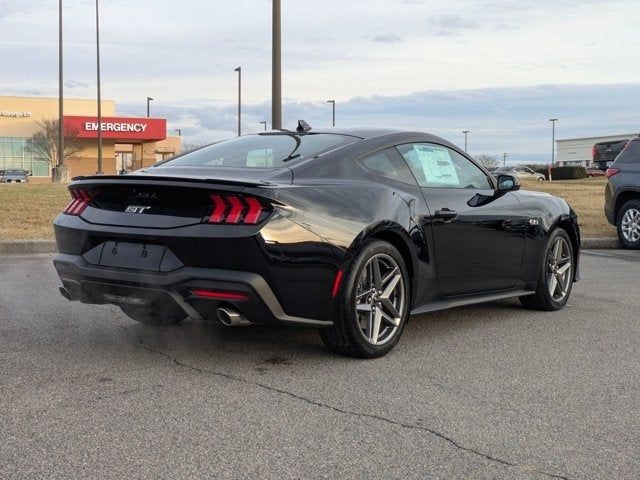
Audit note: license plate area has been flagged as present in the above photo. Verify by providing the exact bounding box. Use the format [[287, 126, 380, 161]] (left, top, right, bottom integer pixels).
[[83, 241, 183, 272]]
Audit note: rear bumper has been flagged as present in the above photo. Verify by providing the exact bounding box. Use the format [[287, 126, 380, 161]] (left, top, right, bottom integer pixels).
[[53, 253, 333, 328]]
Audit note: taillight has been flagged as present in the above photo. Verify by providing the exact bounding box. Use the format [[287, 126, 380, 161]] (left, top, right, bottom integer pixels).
[[605, 168, 620, 178], [592, 146, 597, 159], [63, 188, 92, 215], [207, 194, 268, 225]]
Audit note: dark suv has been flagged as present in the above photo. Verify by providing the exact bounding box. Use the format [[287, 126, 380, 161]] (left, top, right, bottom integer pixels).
[[605, 137, 640, 249], [593, 139, 630, 170]]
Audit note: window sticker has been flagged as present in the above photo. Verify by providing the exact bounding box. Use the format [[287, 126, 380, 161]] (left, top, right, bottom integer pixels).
[[414, 145, 459, 186]]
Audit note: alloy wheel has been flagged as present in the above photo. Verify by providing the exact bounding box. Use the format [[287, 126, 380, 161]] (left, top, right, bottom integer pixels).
[[354, 253, 405, 346], [547, 237, 572, 302], [621, 208, 640, 243]]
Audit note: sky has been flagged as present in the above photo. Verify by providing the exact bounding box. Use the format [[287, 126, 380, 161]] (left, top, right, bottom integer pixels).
[[1, 0, 639, 162]]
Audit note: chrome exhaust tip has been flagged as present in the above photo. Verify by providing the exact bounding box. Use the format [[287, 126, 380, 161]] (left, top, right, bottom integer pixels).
[[59, 286, 73, 301], [216, 307, 251, 327]]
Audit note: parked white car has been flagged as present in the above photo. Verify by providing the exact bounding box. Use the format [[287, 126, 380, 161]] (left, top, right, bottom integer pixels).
[[494, 166, 545, 181]]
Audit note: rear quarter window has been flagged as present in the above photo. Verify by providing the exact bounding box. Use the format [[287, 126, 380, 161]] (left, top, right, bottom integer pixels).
[[614, 141, 640, 165]]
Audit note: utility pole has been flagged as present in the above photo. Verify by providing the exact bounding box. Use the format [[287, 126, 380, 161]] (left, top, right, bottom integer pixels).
[[58, 0, 64, 175], [549, 118, 558, 166], [327, 100, 335, 126], [234, 67, 241, 136], [272, 0, 282, 130], [503, 153, 507, 166], [463, 130, 469, 152], [95, 0, 103, 174]]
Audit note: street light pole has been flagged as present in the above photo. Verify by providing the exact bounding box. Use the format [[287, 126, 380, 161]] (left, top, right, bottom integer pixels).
[[327, 100, 335, 126], [272, 0, 282, 130], [260, 121, 267, 131], [95, 0, 103, 174], [234, 67, 241, 136], [463, 130, 469, 152], [549, 118, 558, 166], [174, 129, 181, 136], [58, 0, 64, 175], [146, 96, 154, 118], [503, 153, 508, 166]]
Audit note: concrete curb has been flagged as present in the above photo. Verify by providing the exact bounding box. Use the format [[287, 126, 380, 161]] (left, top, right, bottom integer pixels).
[[581, 237, 621, 249], [0, 240, 57, 254], [0, 237, 625, 254]]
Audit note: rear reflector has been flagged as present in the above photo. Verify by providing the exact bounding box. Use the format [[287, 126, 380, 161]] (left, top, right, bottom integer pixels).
[[63, 188, 93, 215], [605, 168, 620, 178], [207, 194, 267, 225], [331, 269, 344, 298], [191, 289, 249, 301]]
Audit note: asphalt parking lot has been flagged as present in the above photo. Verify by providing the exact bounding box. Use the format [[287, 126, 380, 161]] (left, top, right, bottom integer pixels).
[[1, 250, 639, 479]]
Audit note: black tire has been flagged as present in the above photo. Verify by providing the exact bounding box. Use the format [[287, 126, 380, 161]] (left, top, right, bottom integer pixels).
[[120, 305, 185, 326], [616, 199, 640, 250], [319, 240, 411, 358], [520, 228, 574, 311]]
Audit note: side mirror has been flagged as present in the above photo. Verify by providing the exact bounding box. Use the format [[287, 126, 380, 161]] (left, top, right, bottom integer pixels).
[[497, 174, 520, 192]]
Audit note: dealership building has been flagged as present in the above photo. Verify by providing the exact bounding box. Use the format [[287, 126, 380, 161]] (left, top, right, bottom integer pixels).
[[0, 95, 180, 181], [556, 133, 638, 167]]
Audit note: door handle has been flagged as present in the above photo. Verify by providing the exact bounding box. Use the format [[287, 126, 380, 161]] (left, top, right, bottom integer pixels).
[[434, 208, 458, 222]]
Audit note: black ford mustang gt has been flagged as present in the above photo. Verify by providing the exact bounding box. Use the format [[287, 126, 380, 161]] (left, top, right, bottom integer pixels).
[[53, 124, 580, 358]]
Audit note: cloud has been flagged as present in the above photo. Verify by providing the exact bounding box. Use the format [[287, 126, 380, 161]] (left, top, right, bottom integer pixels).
[[116, 83, 640, 164], [428, 14, 480, 36], [64, 80, 91, 89], [371, 33, 404, 43], [494, 23, 520, 31]]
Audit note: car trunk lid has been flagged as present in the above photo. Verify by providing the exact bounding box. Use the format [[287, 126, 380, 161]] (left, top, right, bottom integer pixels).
[[66, 169, 284, 229]]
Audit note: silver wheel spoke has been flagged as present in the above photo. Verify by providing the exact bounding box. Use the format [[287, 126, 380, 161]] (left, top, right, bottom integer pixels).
[[381, 274, 401, 299], [548, 273, 558, 296], [354, 253, 405, 346], [370, 309, 382, 344], [356, 290, 372, 301], [622, 208, 640, 242], [380, 308, 400, 327], [556, 272, 567, 293], [381, 297, 400, 319], [380, 267, 398, 287], [547, 237, 572, 301], [372, 259, 383, 290], [553, 238, 562, 259]]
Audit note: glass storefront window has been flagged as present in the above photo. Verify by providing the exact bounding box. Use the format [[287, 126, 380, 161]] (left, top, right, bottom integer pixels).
[[0, 137, 50, 176]]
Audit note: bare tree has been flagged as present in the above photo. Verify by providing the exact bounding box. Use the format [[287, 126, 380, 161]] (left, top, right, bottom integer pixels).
[[27, 119, 82, 168], [179, 141, 211, 154], [474, 154, 499, 170]]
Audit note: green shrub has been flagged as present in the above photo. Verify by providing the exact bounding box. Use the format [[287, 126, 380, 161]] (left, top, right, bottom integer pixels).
[[534, 166, 587, 180]]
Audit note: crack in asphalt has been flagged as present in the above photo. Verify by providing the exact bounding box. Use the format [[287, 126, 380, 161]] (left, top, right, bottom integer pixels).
[[127, 330, 571, 480]]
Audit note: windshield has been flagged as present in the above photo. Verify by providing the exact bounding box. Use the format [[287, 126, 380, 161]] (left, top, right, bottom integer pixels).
[[160, 133, 358, 169], [5, 170, 25, 175]]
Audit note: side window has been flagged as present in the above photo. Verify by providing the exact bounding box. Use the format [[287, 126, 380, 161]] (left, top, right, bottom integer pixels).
[[615, 141, 640, 164], [397, 143, 492, 189], [357, 148, 416, 184]]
